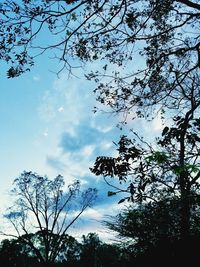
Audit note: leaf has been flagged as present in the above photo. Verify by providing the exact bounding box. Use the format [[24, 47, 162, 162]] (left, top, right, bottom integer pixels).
[[162, 126, 169, 136], [118, 198, 126, 204], [107, 191, 117, 197]]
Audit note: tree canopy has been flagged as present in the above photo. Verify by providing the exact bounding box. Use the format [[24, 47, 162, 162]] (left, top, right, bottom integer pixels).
[[3, 171, 97, 267], [91, 78, 200, 240], [0, 232, 132, 267], [105, 199, 200, 266], [105, 198, 200, 250], [1, 0, 200, 117]]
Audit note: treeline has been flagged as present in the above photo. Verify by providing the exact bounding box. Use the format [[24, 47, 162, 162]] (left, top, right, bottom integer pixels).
[[2, 172, 200, 267], [1, 231, 200, 267], [1, 196, 200, 267], [0, 232, 130, 267]]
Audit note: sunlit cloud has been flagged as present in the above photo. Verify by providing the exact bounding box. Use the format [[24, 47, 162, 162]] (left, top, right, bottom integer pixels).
[[81, 208, 103, 220]]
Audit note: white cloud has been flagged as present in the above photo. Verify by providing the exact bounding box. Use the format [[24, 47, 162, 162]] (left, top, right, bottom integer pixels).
[[66, 202, 122, 242], [151, 112, 164, 132], [81, 208, 103, 220], [81, 145, 95, 158], [36, 71, 129, 242], [95, 125, 113, 133], [33, 75, 40, 81], [47, 150, 92, 179], [43, 129, 49, 137], [38, 72, 96, 129], [100, 141, 113, 151], [58, 106, 64, 113]]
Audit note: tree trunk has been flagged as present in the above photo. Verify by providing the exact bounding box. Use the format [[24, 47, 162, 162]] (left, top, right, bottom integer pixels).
[[180, 191, 190, 240], [179, 173, 191, 246]]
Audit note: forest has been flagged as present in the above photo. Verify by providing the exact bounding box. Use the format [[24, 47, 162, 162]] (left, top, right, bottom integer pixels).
[[0, 0, 200, 266]]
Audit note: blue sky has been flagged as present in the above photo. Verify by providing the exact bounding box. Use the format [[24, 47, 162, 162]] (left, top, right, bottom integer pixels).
[[0, 47, 164, 241]]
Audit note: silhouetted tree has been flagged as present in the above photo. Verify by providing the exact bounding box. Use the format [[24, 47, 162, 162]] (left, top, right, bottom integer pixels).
[[0, 0, 199, 119], [97, 242, 130, 267], [80, 233, 101, 267], [79, 233, 130, 267], [2, 171, 97, 267], [91, 78, 200, 242], [58, 234, 81, 266], [104, 196, 200, 266], [0, 233, 136, 267], [0, 238, 39, 267], [106, 197, 200, 251]]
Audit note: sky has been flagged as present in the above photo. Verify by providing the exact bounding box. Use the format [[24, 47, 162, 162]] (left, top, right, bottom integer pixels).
[[0, 41, 164, 242]]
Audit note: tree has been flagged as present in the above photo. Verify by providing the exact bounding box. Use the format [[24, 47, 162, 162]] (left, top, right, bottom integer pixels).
[[91, 78, 200, 242], [0, 238, 38, 267], [105, 201, 200, 266], [2, 171, 97, 267], [80, 233, 101, 267], [0, 0, 199, 118], [97, 242, 130, 267], [58, 234, 81, 266], [105, 198, 200, 254], [79, 233, 129, 267]]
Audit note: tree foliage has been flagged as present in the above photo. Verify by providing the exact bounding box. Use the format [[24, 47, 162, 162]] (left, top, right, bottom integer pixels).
[[78, 233, 131, 267], [3, 171, 97, 267], [0, 0, 200, 117], [91, 114, 200, 204], [0, 232, 131, 267], [105, 198, 200, 252], [91, 78, 200, 239], [0, 238, 38, 267], [80, 233, 102, 267], [105, 199, 200, 266]]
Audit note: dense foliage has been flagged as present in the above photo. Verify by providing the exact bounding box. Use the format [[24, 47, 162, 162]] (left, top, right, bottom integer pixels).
[[0, 233, 131, 267]]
